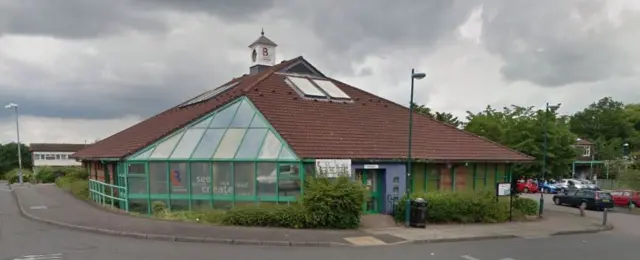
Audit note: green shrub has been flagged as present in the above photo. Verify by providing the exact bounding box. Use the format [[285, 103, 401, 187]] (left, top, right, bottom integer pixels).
[[35, 167, 56, 183], [70, 180, 89, 200], [512, 197, 538, 216], [63, 167, 89, 180], [222, 204, 308, 228], [394, 191, 512, 224], [55, 175, 88, 200], [301, 176, 367, 229], [6, 168, 33, 184], [152, 201, 168, 216]]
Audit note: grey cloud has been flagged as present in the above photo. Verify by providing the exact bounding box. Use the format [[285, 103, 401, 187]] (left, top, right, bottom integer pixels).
[[481, 0, 640, 87], [0, 0, 278, 39], [0, 50, 242, 120], [0, 0, 168, 38], [278, 0, 481, 73]]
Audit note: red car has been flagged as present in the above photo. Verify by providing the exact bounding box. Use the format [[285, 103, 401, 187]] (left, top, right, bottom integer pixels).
[[611, 190, 640, 208], [516, 179, 539, 193]]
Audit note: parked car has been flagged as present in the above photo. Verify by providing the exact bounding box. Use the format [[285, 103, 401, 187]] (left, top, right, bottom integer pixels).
[[579, 179, 600, 190], [541, 181, 560, 194], [554, 179, 584, 193], [516, 179, 539, 193], [552, 189, 614, 210], [610, 190, 640, 208]]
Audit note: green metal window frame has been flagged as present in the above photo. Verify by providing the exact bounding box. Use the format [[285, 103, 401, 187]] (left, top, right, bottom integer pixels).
[[117, 97, 306, 214], [425, 164, 441, 192]]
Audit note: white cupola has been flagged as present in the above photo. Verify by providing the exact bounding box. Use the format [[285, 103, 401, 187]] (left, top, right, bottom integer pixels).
[[248, 29, 278, 74]]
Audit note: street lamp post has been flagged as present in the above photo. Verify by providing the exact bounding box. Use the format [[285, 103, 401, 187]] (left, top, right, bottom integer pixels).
[[540, 102, 561, 217], [4, 103, 23, 185], [405, 69, 426, 226]]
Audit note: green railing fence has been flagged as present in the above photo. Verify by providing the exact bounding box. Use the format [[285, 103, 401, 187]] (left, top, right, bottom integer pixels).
[[89, 179, 129, 211]]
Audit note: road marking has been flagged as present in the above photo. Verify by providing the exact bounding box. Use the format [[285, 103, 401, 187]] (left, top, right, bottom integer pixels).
[[14, 253, 62, 260], [29, 206, 48, 210], [461, 255, 480, 260], [344, 236, 386, 246]]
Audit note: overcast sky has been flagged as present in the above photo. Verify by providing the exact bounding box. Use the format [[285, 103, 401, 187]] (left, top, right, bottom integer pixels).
[[1, 0, 640, 144]]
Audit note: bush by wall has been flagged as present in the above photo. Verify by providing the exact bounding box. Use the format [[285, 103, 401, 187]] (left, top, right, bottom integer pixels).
[[394, 191, 538, 224], [55, 175, 89, 200]]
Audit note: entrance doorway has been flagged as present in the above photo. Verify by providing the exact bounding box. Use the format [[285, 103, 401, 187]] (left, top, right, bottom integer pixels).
[[355, 169, 384, 214]]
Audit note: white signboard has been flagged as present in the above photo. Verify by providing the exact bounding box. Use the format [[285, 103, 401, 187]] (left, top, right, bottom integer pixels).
[[496, 183, 511, 196], [364, 164, 379, 169], [315, 159, 352, 178]]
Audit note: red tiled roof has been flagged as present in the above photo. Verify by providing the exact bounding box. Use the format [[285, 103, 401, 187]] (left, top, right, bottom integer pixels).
[[73, 57, 533, 162], [30, 143, 88, 152], [576, 138, 593, 145], [72, 59, 299, 159]]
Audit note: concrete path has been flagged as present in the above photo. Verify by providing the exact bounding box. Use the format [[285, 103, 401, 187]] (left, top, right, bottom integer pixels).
[[11, 184, 612, 247]]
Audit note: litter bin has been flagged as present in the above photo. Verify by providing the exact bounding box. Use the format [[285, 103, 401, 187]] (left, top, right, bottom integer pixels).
[[409, 198, 427, 228]]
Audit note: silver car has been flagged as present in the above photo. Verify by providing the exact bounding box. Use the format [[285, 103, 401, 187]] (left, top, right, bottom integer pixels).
[[555, 179, 584, 193]]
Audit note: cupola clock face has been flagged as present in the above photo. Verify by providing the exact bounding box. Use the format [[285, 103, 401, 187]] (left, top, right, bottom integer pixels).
[[251, 48, 257, 62]]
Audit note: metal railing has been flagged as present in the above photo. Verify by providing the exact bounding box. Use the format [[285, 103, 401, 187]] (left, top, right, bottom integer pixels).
[[89, 179, 128, 211]]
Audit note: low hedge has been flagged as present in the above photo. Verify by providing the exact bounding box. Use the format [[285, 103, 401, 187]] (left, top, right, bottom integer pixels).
[[394, 191, 538, 224], [150, 175, 367, 229]]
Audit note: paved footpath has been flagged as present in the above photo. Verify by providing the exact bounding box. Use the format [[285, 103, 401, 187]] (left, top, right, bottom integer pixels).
[[11, 184, 610, 247]]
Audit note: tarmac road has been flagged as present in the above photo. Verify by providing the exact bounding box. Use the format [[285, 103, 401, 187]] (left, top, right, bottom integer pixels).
[[0, 182, 636, 260]]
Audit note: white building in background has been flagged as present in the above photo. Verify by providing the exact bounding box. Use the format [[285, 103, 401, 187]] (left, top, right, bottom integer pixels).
[[29, 143, 87, 168]]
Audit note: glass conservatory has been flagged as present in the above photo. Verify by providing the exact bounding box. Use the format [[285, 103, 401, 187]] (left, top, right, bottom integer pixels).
[[122, 97, 304, 214]]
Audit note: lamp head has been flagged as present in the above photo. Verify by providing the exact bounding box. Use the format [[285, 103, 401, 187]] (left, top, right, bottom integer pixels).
[[412, 72, 426, 79], [4, 103, 18, 109], [547, 103, 561, 110]]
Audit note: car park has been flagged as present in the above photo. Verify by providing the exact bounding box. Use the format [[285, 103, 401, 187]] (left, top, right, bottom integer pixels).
[[552, 189, 614, 211]]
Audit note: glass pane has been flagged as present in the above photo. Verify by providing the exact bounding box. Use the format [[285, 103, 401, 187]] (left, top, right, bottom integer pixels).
[[170, 199, 189, 211], [213, 162, 233, 195], [257, 163, 277, 197], [190, 162, 211, 195], [169, 162, 188, 194], [131, 148, 153, 160], [128, 176, 147, 194], [128, 164, 145, 174], [129, 199, 148, 214], [192, 115, 214, 128], [149, 131, 184, 158], [278, 146, 296, 160], [234, 162, 255, 196], [213, 129, 246, 159], [249, 114, 268, 128], [229, 100, 255, 128], [170, 129, 205, 159], [209, 101, 240, 128], [258, 131, 282, 159], [149, 162, 168, 194], [191, 129, 226, 159], [278, 164, 301, 197], [235, 129, 268, 159]]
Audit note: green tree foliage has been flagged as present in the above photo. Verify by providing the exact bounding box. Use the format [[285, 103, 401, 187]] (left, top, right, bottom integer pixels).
[[464, 105, 578, 179], [569, 97, 636, 160], [411, 102, 462, 128], [0, 142, 33, 178]]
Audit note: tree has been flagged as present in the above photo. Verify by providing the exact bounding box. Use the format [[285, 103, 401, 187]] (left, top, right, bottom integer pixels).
[[411, 102, 462, 128], [465, 105, 578, 179], [0, 142, 33, 178], [569, 97, 635, 160]]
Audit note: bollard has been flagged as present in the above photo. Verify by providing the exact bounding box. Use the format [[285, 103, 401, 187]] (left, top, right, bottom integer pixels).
[[579, 203, 586, 217], [602, 208, 608, 226]]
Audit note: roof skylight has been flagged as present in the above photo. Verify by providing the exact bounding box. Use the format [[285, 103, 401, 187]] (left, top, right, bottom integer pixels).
[[311, 79, 350, 99], [179, 82, 239, 108], [286, 76, 326, 97]]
